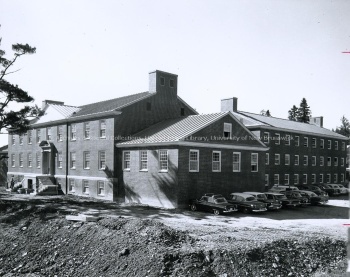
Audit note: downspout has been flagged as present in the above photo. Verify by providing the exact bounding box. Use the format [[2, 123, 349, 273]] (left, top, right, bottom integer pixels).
[[65, 123, 69, 194]]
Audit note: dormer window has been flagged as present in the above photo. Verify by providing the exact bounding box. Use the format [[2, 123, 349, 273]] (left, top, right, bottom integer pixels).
[[223, 123, 232, 139], [169, 79, 174, 88], [160, 77, 165, 86]]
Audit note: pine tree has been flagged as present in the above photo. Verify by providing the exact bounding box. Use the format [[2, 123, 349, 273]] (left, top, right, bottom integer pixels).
[[288, 105, 298, 121], [296, 98, 311, 123], [335, 116, 350, 137]]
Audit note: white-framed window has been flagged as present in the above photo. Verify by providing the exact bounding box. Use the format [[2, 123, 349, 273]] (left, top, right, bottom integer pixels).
[[69, 179, 75, 192], [100, 120, 106, 138], [263, 132, 270, 144], [341, 174, 345, 183], [70, 152, 76, 169], [83, 151, 90, 169], [160, 76, 165, 86], [341, 142, 345, 151], [19, 153, 23, 167], [36, 152, 41, 168], [275, 133, 280, 145], [312, 174, 316, 184], [84, 122, 90, 139], [98, 181, 105, 196], [303, 155, 308, 166], [334, 174, 338, 183], [334, 157, 338, 166], [335, 141, 338, 150], [327, 140, 331, 149], [251, 153, 258, 172], [123, 151, 130, 170], [295, 135, 299, 146], [327, 157, 331, 166], [294, 155, 299, 166], [83, 180, 89, 194], [341, 158, 345, 167], [265, 153, 269, 165], [28, 153, 32, 167], [294, 174, 299, 185], [28, 130, 32, 144], [304, 137, 308, 147], [212, 151, 221, 172], [312, 138, 316, 148], [159, 150, 168, 172], [233, 152, 241, 172], [189, 150, 199, 172], [57, 152, 63, 168], [320, 139, 324, 149], [326, 174, 331, 183], [312, 156, 316, 166], [274, 174, 279, 185], [140, 150, 148, 171], [11, 154, 15, 167], [223, 123, 232, 139], [11, 134, 15, 145], [303, 174, 307, 184], [19, 135, 23, 145], [275, 154, 280, 165], [57, 125, 63, 141], [265, 174, 269, 187], [285, 154, 290, 165], [320, 156, 324, 166], [99, 151, 106, 170], [36, 129, 41, 143], [285, 135, 290, 146], [47, 127, 52, 140], [319, 174, 324, 184], [284, 174, 289, 185], [71, 124, 77, 141]]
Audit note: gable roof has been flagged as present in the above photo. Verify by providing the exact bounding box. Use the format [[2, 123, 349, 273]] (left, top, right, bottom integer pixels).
[[237, 111, 348, 139]]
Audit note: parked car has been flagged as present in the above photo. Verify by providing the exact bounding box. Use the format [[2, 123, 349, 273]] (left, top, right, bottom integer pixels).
[[284, 190, 309, 206], [244, 191, 282, 210], [314, 184, 338, 196], [328, 184, 346, 195], [227, 193, 267, 213], [268, 185, 299, 193], [298, 190, 323, 205], [337, 184, 350, 194], [264, 192, 300, 208], [189, 193, 238, 215], [297, 185, 329, 200]]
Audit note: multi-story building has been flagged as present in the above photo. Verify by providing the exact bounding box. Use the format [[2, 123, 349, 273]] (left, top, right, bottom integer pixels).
[[0, 145, 8, 186]]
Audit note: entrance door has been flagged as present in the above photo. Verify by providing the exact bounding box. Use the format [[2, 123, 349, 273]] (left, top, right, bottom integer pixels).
[[42, 152, 50, 174]]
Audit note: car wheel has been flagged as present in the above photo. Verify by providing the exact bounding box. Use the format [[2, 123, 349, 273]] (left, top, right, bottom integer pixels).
[[213, 209, 220, 215], [190, 204, 197, 211], [243, 207, 250, 214]]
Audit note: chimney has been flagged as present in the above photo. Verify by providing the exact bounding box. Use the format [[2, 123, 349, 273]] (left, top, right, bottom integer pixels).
[[221, 97, 238, 113], [149, 70, 178, 95], [310, 116, 323, 128], [42, 100, 64, 109]]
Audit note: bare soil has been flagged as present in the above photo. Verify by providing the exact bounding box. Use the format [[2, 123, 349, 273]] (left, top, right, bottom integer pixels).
[[0, 190, 348, 277]]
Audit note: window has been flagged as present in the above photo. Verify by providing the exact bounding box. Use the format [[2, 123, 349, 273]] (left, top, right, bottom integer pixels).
[[100, 120, 106, 138], [212, 151, 221, 172], [71, 124, 77, 140], [274, 174, 279, 185], [275, 133, 280, 145], [146, 102, 152, 111], [312, 156, 316, 166], [284, 174, 289, 185], [70, 152, 76, 169], [303, 155, 308, 166], [295, 136, 299, 146], [335, 141, 338, 150], [341, 158, 345, 167], [265, 153, 269, 165], [327, 140, 331, 149], [180, 108, 185, 116], [320, 156, 324, 166], [69, 179, 75, 192], [28, 130, 32, 144], [99, 151, 106, 170], [160, 76, 165, 86], [334, 174, 338, 183], [83, 151, 90, 169], [320, 139, 324, 149], [122, 151, 130, 170], [233, 152, 241, 172], [285, 154, 290, 165], [28, 153, 32, 167], [57, 152, 63, 168], [47, 127, 52, 140], [84, 122, 90, 139], [326, 174, 331, 183], [36, 152, 41, 168], [19, 135, 23, 145], [303, 137, 308, 147], [312, 138, 316, 148], [169, 79, 174, 88], [294, 155, 299, 166], [311, 174, 316, 184], [159, 150, 168, 171], [285, 135, 290, 146], [98, 181, 105, 195], [341, 174, 345, 183], [19, 153, 23, 167], [11, 135, 15, 145], [341, 142, 345, 151], [36, 129, 41, 143], [334, 157, 338, 166], [319, 174, 324, 184], [57, 125, 63, 141], [294, 174, 299, 185], [251, 153, 258, 172], [140, 150, 148, 171], [189, 150, 199, 172], [275, 154, 280, 165], [83, 180, 89, 194], [223, 123, 232, 139], [11, 154, 15, 167], [303, 174, 307, 184], [265, 174, 269, 187], [263, 132, 270, 144], [327, 157, 331, 166]]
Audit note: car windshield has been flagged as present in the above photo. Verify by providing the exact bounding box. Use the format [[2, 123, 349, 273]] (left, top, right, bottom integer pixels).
[[275, 195, 285, 200], [293, 192, 302, 197], [245, 196, 256, 201], [215, 198, 228, 204], [256, 194, 267, 200], [310, 192, 317, 197]]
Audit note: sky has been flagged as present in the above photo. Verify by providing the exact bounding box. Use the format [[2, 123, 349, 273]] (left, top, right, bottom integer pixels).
[[1, 0, 349, 146]]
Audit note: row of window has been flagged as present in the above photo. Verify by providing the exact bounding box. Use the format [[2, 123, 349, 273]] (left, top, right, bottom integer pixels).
[[264, 132, 347, 151], [122, 150, 259, 173], [266, 153, 346, 167], [68, 179, 105, 196], [11, 120, 107, 145], [266, 173, 346, 186]]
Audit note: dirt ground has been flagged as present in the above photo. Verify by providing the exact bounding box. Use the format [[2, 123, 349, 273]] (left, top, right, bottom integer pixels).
[[0, 189, 348, 276]]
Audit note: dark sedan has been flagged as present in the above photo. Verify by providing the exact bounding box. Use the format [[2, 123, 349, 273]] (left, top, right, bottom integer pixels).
[[297, 185, 329, 201], [189, 194, 238, 215], [227, 193, 267, 213], [244, 191, 282, 210], [298, 190, 323, 205], [265, 192, 300, 208], [284, 191, 309, 206]]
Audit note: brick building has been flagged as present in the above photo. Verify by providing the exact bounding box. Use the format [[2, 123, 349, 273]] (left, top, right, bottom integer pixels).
[[0, 145, 8, 186]]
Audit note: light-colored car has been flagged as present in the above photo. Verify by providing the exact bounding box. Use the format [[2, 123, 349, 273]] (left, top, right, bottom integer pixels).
[[335, 184, 349, 195]]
